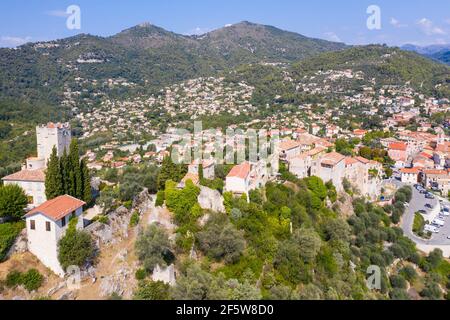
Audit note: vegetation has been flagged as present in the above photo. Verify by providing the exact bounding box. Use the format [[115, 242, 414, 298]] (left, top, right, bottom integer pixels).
[[5, 269, 44, 292], [0, 221, 25, 261], [0, 184, 28, 220], [58, 218, 95, 270], [135, 224, 174, 272], [45, 141, 92, 204]]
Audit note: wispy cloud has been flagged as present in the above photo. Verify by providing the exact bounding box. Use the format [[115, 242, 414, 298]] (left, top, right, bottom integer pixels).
[[184, 27, 213, 36], [324, 31, 341, 42], [45, 9, 69, 18], [417, 18, 446, 35], [0, 36, 32, 48], [390, 18, 407, 28]]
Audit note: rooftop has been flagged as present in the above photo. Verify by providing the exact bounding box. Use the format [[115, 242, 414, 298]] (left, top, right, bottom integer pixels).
[[1, 169, 46, 182], [227, 162, 251, 179], [321, 152, 346, 166], [26, 195, 86, 221]]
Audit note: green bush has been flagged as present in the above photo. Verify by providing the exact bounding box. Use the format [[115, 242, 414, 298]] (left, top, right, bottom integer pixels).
[[58, 221, 95, 271], [412, 213, 425, 236], [155, 191, 165, 207], [5, 269, 43, 292], [133, 280, 171, 300], [22, 269, 44, 291], [135, 268, 147, 280], [0, 221, 25, 261], [5, 270, 23, 288], [130, 211, 140, 227]]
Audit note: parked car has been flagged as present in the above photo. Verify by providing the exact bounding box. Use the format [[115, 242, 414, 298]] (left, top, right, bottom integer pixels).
[[425, 193, 435, 199], [425, 204, 433, 209], [432, 219, 445, 227], [441, 211, 450, 217], [418, 210, 427, 214], [425, 225, 439, 233]]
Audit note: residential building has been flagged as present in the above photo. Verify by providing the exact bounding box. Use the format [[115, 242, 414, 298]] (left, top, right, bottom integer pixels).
[[25, 195, 86, 277], [399, 168, 421, 184], [1, 169, 46, 207]]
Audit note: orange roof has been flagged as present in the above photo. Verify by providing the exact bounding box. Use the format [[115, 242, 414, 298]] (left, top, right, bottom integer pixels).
[[400, 168, 421, 174], [353, 129, 367, 135], [181, 173, 200, 185], [279, 139, 300, 151], [422, 169, 448, 176], [389, 142, 407, 151], [227, 162, 251, 179], [321, 152, 346, 166], [26, 195, 85, 221], [345, 157, 358, 165], [355, 156, 370, 164], [2, 169, 45, 182]]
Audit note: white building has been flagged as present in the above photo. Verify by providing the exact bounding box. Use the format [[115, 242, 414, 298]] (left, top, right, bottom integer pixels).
[[188, 159, 215, 180], [36, 122, 72, 166], [25, 195, 86, 277], [399, 168, 420, 184], [311, 152, 346, 191], [225, 162, 252, 197], [1, 169, 46, 206], [1, 122, 72, 208]]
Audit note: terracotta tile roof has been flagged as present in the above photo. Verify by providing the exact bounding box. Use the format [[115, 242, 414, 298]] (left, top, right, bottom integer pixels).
[[389, 142, 407, 151], [307, 146, 327, 156], [279, 139, 300, 151], [422, 169, 448, 176], [26, 195, 85, 221], [355, 156, 370, 164], [321, 152, 346, 166], [1, 169, 45, 182], [181, 173, 200, 185], [227, 162, 251, 179], [400, 168, 421, 174], [345, 157, 359, 165]]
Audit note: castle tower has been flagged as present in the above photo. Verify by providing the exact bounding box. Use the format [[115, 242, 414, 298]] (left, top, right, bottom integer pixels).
[[36, 122, 72, 166]]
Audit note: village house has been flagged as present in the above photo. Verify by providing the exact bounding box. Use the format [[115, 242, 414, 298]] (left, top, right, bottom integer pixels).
[[311, 152, 346, 191], [279, 139, 301, 162], [399, 168, 421, 184], [225, 162, 252, 197], [344, 156, 382, 200], [421, 169, 450, 194], [188, 159, 215, 180], [25, 195, 86, 277], [388, 142, 408, 168]]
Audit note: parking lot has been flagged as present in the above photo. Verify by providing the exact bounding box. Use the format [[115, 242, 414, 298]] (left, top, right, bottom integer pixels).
[[387, 178, 450, 246]]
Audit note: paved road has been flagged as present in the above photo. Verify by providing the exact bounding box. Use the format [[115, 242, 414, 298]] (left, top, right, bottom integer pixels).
[[385, 179, 450, 246]]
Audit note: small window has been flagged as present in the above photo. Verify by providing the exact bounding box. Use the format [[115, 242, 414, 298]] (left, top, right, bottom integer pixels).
[[30, 220, 35, 230], [61, 216, 66, 227], [46, 221, 51, 232]]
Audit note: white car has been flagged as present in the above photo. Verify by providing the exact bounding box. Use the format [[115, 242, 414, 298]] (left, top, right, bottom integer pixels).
[[441, 211, 450, 217], [425, 225, 439, 233], [432, 219, 445, 227]]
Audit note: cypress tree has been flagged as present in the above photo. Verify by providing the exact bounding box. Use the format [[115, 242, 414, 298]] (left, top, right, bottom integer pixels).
[[81, 158, 92, 205], [69, 140, 83, 199], [61, 149, 72, 195], [45, 146, 63, 200]]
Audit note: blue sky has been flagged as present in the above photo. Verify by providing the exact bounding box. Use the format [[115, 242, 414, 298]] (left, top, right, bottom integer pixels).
[[1, 0, 449, 48]]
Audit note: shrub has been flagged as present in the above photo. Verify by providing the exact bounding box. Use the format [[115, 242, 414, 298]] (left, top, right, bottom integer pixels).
[[22, 269, 44, 292], [135, 268, 147, 280], [0, 221, 25, 261], [5, 269, 43, 292], [58, 220, 95, 271], [130, 211, 140, 227], [155, 190, 165, 207], [133, 280, 171, 300], [5, 270, 23, 288], [399, 265, 417, 282], [390, 274, 407, 289]]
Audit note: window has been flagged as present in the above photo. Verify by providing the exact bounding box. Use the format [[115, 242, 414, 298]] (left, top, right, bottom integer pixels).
[[61, 216, 66, 227], [30, 220, 35, 230], [46, 221, 51, 232]]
